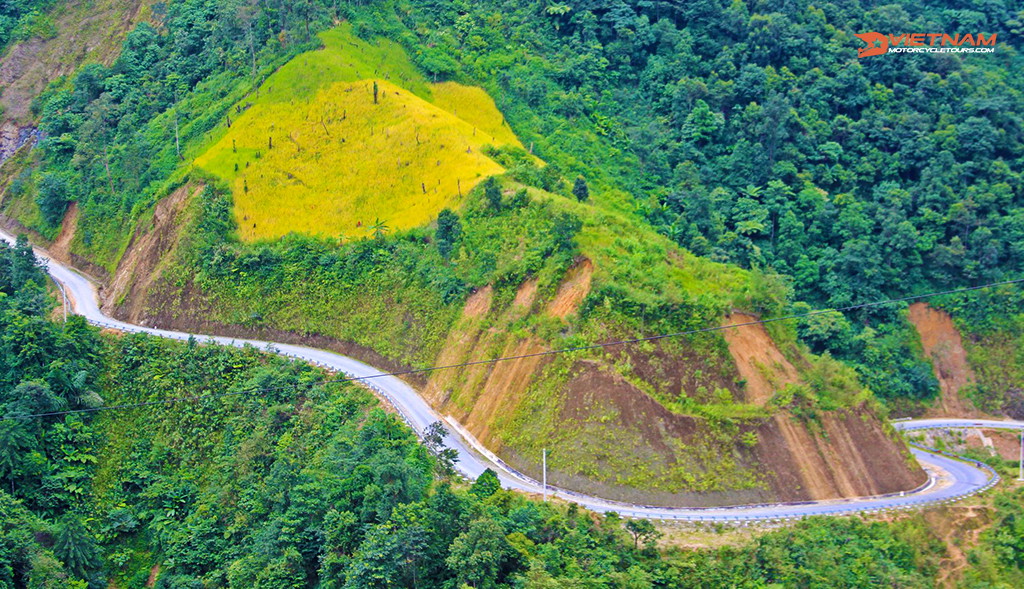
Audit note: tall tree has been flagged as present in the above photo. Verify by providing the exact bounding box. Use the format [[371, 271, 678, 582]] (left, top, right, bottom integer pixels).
[[53, 514, 99, 580], [483, 177, 502, 212], [446, 518, 511, 589], [572, 176, 590, 202], [435, 210, 462, 259]]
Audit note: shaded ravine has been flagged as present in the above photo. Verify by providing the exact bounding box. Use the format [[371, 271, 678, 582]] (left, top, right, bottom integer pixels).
[[0, 227, 1011, 521]]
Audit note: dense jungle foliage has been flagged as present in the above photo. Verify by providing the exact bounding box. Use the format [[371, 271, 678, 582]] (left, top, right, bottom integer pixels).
[[3, 239, 1024, 588]]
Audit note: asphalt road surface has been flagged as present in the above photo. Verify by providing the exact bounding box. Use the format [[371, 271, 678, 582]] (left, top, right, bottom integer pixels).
[[2, 227, 1018, 521]]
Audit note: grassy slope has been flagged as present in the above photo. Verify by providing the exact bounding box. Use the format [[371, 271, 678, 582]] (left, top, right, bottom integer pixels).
[[194, 25, 524, 241], [962, 317, 1024, 415]]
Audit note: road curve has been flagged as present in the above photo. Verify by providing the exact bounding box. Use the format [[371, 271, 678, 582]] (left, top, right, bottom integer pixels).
[[0, 228, 1016, 521]]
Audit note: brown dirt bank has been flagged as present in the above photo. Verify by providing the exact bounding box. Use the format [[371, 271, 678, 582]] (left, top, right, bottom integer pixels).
[[101, 183, 198, 319], [909, 302, 977, 417], [500, 358, 924, 507], [722, 313, 800, 405]]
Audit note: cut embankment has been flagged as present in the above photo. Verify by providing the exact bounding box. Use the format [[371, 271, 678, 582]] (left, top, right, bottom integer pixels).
[[424, 259, 593, 447], [546, 259, 592, 319], [47, 202, 79, 262], [909, 302, 976, 416], [721, 313, 800, 405], [193, 24, 525, 241], [421, 261, 924, 507], [101, 183, 199, 323]]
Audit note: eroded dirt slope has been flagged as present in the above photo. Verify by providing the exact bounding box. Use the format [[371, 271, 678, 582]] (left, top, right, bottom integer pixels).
[[722, 313, 800, 405], [420, 262, 924, 506], [101, 183, 199, 323], [422, 259, 584, 447], [909, 302, 976, 416]]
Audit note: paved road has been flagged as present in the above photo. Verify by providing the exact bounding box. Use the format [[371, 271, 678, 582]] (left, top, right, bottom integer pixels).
[[2, 228, 1018, 521], [894, 418, 1024, 432]]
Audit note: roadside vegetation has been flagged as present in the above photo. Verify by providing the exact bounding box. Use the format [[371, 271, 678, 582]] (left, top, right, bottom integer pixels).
[[4, 239, 1024, 588]]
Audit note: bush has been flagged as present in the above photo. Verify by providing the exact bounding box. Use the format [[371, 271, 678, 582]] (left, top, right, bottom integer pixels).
[[35, 174, 70, 226]]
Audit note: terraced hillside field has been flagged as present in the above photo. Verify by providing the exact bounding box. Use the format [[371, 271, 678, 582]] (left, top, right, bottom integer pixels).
[[195, 25, 525, 241]]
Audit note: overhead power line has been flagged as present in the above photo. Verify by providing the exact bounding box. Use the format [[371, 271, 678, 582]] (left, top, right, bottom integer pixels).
[[5, 277, 1022, 421]]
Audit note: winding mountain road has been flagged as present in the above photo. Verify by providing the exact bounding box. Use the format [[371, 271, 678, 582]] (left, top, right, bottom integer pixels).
[[2, 227, 1019, 521]]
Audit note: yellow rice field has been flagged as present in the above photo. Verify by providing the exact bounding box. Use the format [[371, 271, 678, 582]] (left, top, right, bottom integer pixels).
[[193, 25, 524, 241]]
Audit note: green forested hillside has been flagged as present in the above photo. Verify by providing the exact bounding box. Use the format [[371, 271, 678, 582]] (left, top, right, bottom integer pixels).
[[1, 0, 1020, 414], [5, 238, 1024, 589], [0, 0, 1020, 511]]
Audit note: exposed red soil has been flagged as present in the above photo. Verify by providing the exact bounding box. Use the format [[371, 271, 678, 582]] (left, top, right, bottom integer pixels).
[[461, 286, 492, 318], [102, 183, 199, 319], [721, 313, 800, 405], [758, 410, 925, 501], [545, 258, 592, 319], [559, 361, 700, 455], [766, 414, 843, 498], [423, 319, 486, 408], [501, 357, 924, 506], [427, 261, 597, 448], [425, 278, 550, 447], [908, 302, 977, 416], [135, 258, 922, 507], [48, 202, 79, 263], [512, 277, 537, 310], [607, 338, 744, 404], [462, 337, 547, 445], [539, 360, 775, 507], [0, 211, 111, 281]]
